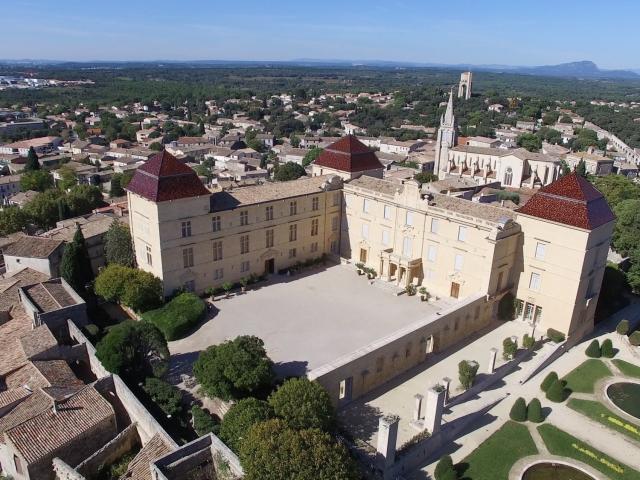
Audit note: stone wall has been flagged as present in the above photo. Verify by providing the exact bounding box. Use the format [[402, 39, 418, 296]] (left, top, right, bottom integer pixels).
[[308, 293, 492, 406], [76, 423, 140, 478], [52, 458, 86, 480]]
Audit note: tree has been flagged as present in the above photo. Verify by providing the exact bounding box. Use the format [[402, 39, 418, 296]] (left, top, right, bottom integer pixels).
[[585, 339, 601, 358], [601, 338, 614, 358], [591, 175, 640, 208], [23, 189, 63, 229], [527, 398, 543, 423], [109, 174, 125, 197], [503, 337, 518, 360], [575, 159, 587, 177], [434, 455, 457, 480], [149, 142, 163, 151], [509, 397, 527, 422], [65, 184, 103, 216], [60, 226, 93, 293], [193, 335, 275, 401], [540, 372, 558, 392], [0, 207, 28, 236], [414, 172, 438, 184], [458, 360, 479, 391], [268, 378, 335, 431], [94, 264, 131, 302], [517, 133, 542, 152], [302, 147, 322, 167], [239, 419, 359, 480], [24, 147, 40, 171], [290, 133, 300, 148], [612, 199, 640, 256], [20, 169, 53, 192], [559, 159, 571, 176], [95, 320, 169, 380], [57, 165, 78, 190], [94, 265, 162, 312], [274, 162, 306, 182], [545, 379, 567, 403], [143, 378, 183, 417], [104, 220, 134, 267], [219, 398, 273, 452], [191, 406, 218, 436]]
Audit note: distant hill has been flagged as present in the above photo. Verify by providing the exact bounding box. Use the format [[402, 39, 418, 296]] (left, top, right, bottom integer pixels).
[[509, 61, 639, 80]]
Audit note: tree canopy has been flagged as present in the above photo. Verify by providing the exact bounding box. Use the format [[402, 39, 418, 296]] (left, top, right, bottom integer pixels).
[[94, 264, 163, 312], [20, 170, 53, 192], [60, 226, 93, 294], [219, 398, 273, 453], [104, 220, 135, 267], [24, 147, 40, 171], [273, 162, 306, 182], [268, 378, 335, 432]]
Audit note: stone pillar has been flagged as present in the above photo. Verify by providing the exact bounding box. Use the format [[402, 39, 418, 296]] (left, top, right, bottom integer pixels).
[[413, 394, 423, 422], [488, 348, 498, 374], [424, 386, 446, 435], [442, 377, 452, 404], [376, 415, 399, 468]]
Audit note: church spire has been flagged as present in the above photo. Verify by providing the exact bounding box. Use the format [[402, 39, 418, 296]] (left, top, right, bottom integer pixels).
[[443, 88, 455, 127]]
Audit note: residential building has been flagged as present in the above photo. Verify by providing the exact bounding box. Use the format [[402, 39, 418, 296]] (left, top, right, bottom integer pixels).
[[0, 175, 21, 204], [2, 237, 65, 277], [565, 151, 614, 176], [311, 135, 384, 181]]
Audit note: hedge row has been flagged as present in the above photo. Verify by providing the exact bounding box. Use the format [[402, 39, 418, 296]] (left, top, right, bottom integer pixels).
[[142, 292, 206, 341]]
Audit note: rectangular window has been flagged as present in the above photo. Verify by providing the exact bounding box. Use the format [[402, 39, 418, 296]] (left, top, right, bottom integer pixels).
[[181, 221, 192, 238], [382, 229, 390, 246], [534, 306, 543, 323], [363, 198, 371, 213], [333, 192, 340, 206], [240, 235, 250, 254], [454, 254, 464, 272], [289, 248, 297, 259], [290, 201, 297, 216], [427, 245, 437, 262], [213, 240, 223, 261], [430, 218, 439, 234], [289, 224, 297, 242], [212, 216, 221, 232], [310, 242, 318, 253], [214, 268, 224, 280], [240, 210, 249, 226], [312, 196, 319, 211], [145, 245, 152, 266], [311, 218, 319, 236], [183, 247, 194, 268], [362, 223, 369, 239], [524, 303, 534, 322], [402, 236, 412, 257], [405, 210, 414, 226], [515, 299, 524, 318], [529, 272, 541, 291], [241, 260, 250, 273], [266, 229, 274, 248], [535, 242, 546, 260], [331, 216, 339, 231], [457, 226, 467, 242], [383, 205, 392, 220], [265, 206, 274, 221]]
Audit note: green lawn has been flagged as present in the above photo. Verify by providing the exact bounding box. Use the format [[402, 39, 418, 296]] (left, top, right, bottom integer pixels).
[[613, 359, 640, 379], [568, 398, 640, 443], [563, 359, 612, 394], [538, 424, 640, 480], [460, 421, 537, 480]]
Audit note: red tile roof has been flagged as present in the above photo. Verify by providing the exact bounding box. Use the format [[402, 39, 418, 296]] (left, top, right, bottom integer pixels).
[[516, 173, 615, 230], [126, 150, 210, 202], [314, 135, 383, 173]]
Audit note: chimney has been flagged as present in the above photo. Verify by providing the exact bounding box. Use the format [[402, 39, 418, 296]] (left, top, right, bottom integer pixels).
[[52, 400, 58, 414]]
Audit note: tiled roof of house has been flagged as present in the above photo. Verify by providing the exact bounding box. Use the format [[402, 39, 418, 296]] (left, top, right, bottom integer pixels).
[[0, 268, 50, 311], [119, 433, 174, 480], [4, 386, 116, 464], [516, 173, 615, 230], [22, 279, 78, 313], [314, 135, 383, 173], [2, 236, 64, 259], [5, 360, 82, 391], [126, 150, 210, 202]]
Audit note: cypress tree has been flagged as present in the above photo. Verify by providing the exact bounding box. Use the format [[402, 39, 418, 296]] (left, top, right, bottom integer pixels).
[[60, 225, 93, 293], [601, 338, 614, 358], [25, 147, 40, 171], [527, 398, 543, 423], [509, 397, 527, 422]]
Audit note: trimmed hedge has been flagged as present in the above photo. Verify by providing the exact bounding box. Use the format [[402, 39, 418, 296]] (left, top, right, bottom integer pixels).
[[630, 331, 640, 347], [142, 292, 206, 341], [616, 319, 630, 335], [509, 397, 527, 422], [585, 339, 601, 358], [547, 328, 565, 343], [540, 371, 558, 392], [601, 338, 615, 358], [546, 379, 568, 403], [527, 398, 543, 423], [435, 455, 458, 480]]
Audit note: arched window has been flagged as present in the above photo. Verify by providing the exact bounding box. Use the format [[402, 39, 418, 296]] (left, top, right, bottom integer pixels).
[[504, 167, 513, 186]]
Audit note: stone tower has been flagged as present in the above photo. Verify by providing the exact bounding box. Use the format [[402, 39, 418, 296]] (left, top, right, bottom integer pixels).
[[434, 89, 457, 178], [458, 71, 473, 100]]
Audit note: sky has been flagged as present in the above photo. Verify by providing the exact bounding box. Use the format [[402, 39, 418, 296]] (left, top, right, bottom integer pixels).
[[3, 0, 639, 69]]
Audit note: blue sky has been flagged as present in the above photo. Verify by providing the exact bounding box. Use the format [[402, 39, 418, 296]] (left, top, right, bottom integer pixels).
[[3, 0, 639, 69]]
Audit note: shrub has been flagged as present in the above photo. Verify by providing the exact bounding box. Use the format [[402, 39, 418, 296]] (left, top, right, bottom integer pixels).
[[547, 328, 565, 343], [191, 406, 219, 436], [219, 398, 273, 453], [143, 378, 183, 417], [540, 371, 558, 392], [585, 339, 601, 358], [94, 265, 163, 312], [497, 292, 516, 320], [84, 323, 100, 339], [601, 338, 615, 358], [434, 455, 457, 480], [546, 379, 567, 403], [142, 292, 206, 341], [527, 398, 543, 423], [268, 378, 335, 431], [405, 284, 417, 296], [503, 337, 518, 360], [509, 397, 527, 422], [522, 333, 535, 350], [458, 360, 479, 391], [630, 331, 640, 347], [193, 335, 274, 401], [616, 319, 630, 335]]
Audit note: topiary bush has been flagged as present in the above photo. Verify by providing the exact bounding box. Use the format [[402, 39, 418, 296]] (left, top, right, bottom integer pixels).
[[503, 337, 518, 360], [509, 397, 527, 422], [601, 338, 615, 358], [540, 372, 558, 392], [547, 328, 565, 343], [617, 319, 630, 335], [546, 379, 568, 403], [585, 339, 601, 358], [434, 454, 458, 480], [630, 331, 640, 347], [522, 333, 535, 350], [527, 398, 543, 423], [142, 292, 206, 341]]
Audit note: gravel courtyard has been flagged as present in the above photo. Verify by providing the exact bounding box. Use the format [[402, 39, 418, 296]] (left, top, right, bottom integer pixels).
[[169, 263, 453, 378]]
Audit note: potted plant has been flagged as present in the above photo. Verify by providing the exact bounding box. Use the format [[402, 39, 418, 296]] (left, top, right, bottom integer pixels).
[[204, 287, 215, 302], [355, 262, 365, 275], [367, 268, 377, 280], [419, 287, 430, 302], [240, 277, 249, 293], [222, 282, 233, 298], [405, 284, 417, 296]]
